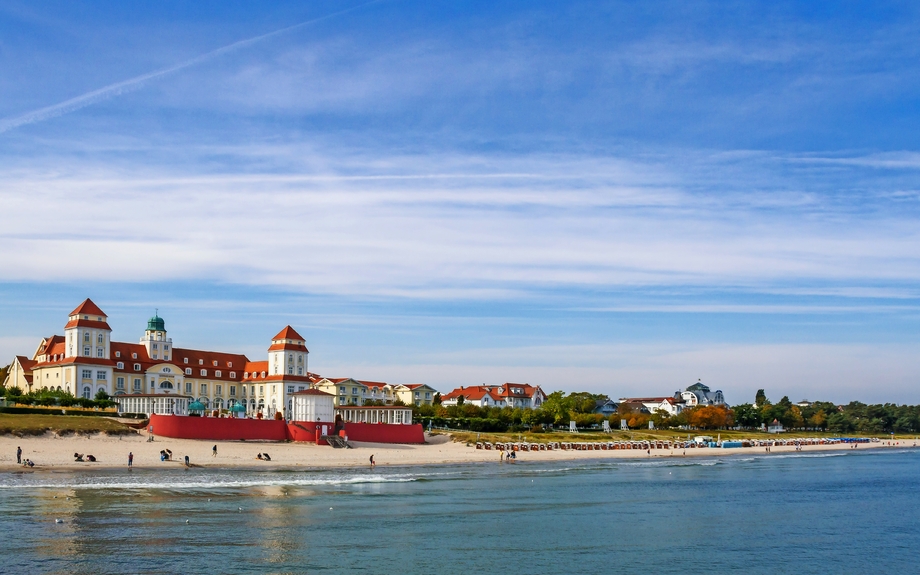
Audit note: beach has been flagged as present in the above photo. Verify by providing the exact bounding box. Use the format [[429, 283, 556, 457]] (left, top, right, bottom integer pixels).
[[0, 429, 906, 472]]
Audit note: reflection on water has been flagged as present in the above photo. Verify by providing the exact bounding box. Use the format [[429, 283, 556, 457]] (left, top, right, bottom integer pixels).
[[2, 451, 920, 575]]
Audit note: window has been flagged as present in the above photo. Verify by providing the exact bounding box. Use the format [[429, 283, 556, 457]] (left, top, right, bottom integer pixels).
[[241, 386, 246, 397], [229, 372, 236, 378], [227, 362, 233, 368], [184, 357, 189, 364], [288, 367, 293, 375], [229, 386, 236, 396], [133, 378, 142, 391], [200, 384, 207, 394], [425, 392, 431, 399], [287, 386, 294, 393], [164, 355, 169, 361], [152, 343, 158, 350], [297, 367, 303, 375], [288, 354, 293, 362], [164, 345, 169, 351], [97, 348, 103, 357], [243, 372, 249, 379], [259, 386, 264, 395], [199, 359, 204, 365], [339, 397, 346, 405], [200, 369, 207, 376], [83, 386, 91, 399], [163, 367, 171, 373], [116, 377, 125, 390], [96, 371, 106, 380], [185, 382, 192, 393], [152, 353, 157, 360], [414, 391, 420, 397], [82, 369, 92, 380], [216, 370, 222, 377], [212, 360, 218, 367], [117, 362, 124, 369], [132, 353, 137, 359], [298, 386, 305, 392], [340, 386, 346, 393], [352, 387, 359, 395], [260, 372, 266, 378], [115, 351, 121, 358], [83, 346, 90, 356], [185, 368, 192, 375], [134, 363, 141, 371], [83, 332, 89, 343], [216, 385, 222, 395], [97, 334, 103, 344]]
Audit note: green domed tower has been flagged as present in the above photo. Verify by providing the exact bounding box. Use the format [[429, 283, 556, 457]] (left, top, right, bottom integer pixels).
[[140, 310, 173, 362]]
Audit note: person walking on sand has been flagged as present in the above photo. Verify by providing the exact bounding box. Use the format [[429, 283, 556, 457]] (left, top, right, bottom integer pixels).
[[369, 454, 375, 468], [17, 446, 22, 465], [500, 450, 504, 462], [128, 452, 133, 468], [212, 445, 217, 457], [184, 455, 190, 467]]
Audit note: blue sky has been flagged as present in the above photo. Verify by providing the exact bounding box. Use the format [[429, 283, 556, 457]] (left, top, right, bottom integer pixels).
[[1, 1, 919, 403]]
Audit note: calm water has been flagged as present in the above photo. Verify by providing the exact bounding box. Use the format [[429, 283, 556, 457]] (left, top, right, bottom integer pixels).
[[2, 449, 919, 575]]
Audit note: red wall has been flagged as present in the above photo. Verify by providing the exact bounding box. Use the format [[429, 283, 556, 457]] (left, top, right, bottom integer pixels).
[[343, 422, 425, 444], [149, 414, 288, 441], [149, 415, 425, 444]]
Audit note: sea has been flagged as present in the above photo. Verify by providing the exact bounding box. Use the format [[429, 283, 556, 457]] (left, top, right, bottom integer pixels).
[[2, 449, 919, 575]]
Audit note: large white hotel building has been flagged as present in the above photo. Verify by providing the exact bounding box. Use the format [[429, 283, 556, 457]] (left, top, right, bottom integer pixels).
[[4, 299, 315, 417]]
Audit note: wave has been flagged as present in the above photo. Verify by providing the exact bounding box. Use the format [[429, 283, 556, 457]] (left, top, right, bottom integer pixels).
[[0, 473, 422, 491]]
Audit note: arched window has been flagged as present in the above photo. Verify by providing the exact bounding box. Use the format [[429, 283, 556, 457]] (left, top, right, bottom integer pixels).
[[83, 386, 91, 399], [97, 334, 104, 344], [214, 398, 223, 410], [159, 381, 174, 389]]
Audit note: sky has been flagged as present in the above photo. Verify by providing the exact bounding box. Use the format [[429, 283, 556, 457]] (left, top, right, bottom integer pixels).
[[1, 1, 919, 404]]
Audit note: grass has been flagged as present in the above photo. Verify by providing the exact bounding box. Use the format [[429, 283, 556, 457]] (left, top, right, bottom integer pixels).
[[435, 428, 920, 445], [0, 413, 137, 437]]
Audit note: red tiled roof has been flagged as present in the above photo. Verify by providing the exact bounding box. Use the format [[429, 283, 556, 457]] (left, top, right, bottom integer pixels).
[[64, 319, 112, 330], [36, 335, 65, 357], [16, 355, 37, 371], [69, 298, 106, 317], [272, 325, 305, 341], [267, 341, 309, 352], [441, 386, 503, 402]]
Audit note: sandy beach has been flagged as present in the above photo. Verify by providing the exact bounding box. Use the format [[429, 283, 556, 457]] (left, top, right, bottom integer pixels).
[[0, 430, 909, 473]]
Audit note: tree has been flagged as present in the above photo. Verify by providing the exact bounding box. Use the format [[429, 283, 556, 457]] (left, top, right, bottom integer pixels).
[[95, 389, 110, 401], [755, 389, 768, 407], [732, 403, 762, 428], [456, 395, 465, 406], [433, 392, 442, 405]]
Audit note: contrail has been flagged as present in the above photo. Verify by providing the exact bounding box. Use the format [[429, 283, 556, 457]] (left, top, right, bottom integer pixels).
[[0, 1, 382, 134]]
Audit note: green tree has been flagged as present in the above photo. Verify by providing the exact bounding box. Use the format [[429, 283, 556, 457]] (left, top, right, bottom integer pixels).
[[732, 403, 762, 428], [755, 389, 769, 407]]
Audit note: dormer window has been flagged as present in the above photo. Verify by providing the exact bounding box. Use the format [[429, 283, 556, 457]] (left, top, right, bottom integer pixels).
[[227, 362, 232, 368], [134, 363, 141, 371], [184, 358, 188, 363], [212, 360, 218, 367], [185, 368, 192, 375], [115, 351, 121, 358], [199, 359, 204, 365], [244, 372, 249, 379], [230, 372, 236, 378], [117, 362, 124, 369], [132, 353, 138, 359], [216, 370, 222, 377], [261, 371, 266, 378], [200, 369, 207, 376]]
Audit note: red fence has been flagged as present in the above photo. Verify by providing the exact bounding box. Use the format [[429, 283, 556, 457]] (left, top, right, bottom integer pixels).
[[149, 414, 288, 441], [343, 422, 425, 444], [148, 414, 424, 444]]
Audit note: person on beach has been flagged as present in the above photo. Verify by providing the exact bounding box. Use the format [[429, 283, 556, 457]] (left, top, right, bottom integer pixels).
[[184, 455, 190, 467], [257, 453, 263, 460], [128, 452, 133, 467], [74, 453, 84, 462], [86, 455, 96, 462], [263, 453, 271, 461], [500, 451, 504, 462], [17, 446, 22, 464], [370, 454, 375, 467], [212, 445, 217, 457]]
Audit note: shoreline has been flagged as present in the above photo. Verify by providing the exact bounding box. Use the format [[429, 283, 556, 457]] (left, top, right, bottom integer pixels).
[[1, 432, 915, 475]]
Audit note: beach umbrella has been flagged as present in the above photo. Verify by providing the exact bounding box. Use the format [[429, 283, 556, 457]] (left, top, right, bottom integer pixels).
[[188, 401, 206, 413]]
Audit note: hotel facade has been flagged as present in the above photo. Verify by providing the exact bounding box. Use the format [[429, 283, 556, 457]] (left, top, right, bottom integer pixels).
[[5, 299, 315, 418]]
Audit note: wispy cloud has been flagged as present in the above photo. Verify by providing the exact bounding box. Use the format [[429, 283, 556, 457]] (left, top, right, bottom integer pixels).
[[0, 1, 382, 134]]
